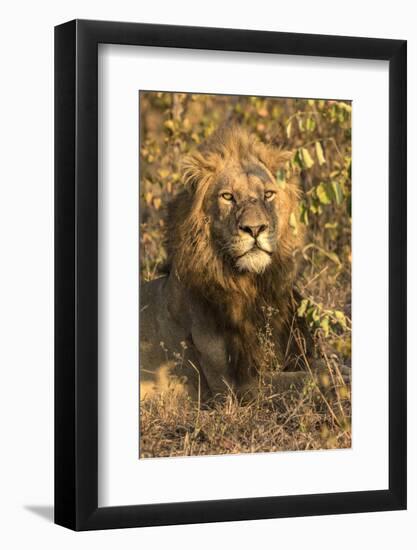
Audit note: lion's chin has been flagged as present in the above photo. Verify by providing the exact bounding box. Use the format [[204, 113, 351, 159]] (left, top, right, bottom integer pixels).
[[235, 249, 272, 274]]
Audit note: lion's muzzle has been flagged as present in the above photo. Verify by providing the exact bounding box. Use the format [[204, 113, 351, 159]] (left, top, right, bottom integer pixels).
[[231, 202, 275, 274], [237, 201, 270, 238]]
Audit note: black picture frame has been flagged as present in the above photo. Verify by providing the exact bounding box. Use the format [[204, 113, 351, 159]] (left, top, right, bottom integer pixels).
[[55, 19, 407, 531]]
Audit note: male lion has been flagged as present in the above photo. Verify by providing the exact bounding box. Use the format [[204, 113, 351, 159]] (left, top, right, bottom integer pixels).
[[140, 125, 344, 402]]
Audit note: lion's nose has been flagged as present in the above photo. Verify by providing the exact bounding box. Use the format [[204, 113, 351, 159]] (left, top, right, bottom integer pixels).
[[239, 223, 268, 238]]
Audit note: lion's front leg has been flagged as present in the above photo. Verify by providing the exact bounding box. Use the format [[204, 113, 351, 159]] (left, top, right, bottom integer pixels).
[[268, 362, 351, 399], [247, 364, 350, 401], [190, 323, 236, 398]]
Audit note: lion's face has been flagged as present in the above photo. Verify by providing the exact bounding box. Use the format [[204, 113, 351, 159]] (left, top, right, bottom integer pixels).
[[209, 160, 279, 274], [172, 127, 301, 287]]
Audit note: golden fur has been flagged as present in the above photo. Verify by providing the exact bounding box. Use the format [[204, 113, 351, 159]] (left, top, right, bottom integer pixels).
[[140, 125, 312, 401]]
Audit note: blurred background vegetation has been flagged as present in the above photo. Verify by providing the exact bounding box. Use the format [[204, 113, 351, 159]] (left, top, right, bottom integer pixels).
[[139, 92, 352, 456]]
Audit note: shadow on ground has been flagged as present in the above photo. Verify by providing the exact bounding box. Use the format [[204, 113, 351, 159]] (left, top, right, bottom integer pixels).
[[24, 505, 54, 523]]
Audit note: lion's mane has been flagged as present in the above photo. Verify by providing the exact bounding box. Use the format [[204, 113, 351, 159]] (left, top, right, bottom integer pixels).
[[164, 126, 305, 376]]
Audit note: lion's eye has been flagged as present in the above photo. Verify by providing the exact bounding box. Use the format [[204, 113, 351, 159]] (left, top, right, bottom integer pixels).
[[221, 192, 234, 201], [264, 190, 276, 201]]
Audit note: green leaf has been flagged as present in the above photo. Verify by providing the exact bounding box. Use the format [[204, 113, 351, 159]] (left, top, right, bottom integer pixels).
[[316, 182, 332, 205], [337, 101, 352, 112], [286, 120, 292, 139], [310, 200, 320, 215], [334, 310, 347, 328], [300, 202, 309, 225], [331, 181, 344, 205], [301, 147, 314, 169], [306, 306, 315, 326], [315, 141, 326, 165], [312, 308, 320, 322], [297, 298, 309, 317], [306, 117, 316, 132], [163, 119, 175, 132], [306, 306, 320, 326], [326, 251, 342, 267], [294, 150, 303, 170], [303, 243, 341, 267], [320, 316, 330, 337]]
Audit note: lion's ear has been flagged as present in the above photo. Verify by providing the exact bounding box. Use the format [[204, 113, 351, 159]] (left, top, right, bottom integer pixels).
[[258, 144, 295, 174], [180, 151, 214, 194]]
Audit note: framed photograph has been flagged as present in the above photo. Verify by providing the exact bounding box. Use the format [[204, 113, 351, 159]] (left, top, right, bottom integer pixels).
[[55, 19, 406, 530]]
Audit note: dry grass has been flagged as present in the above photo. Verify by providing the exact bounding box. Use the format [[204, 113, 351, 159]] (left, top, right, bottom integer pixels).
[[140, 367, 351, 458], [140, 288, 351, 458]]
